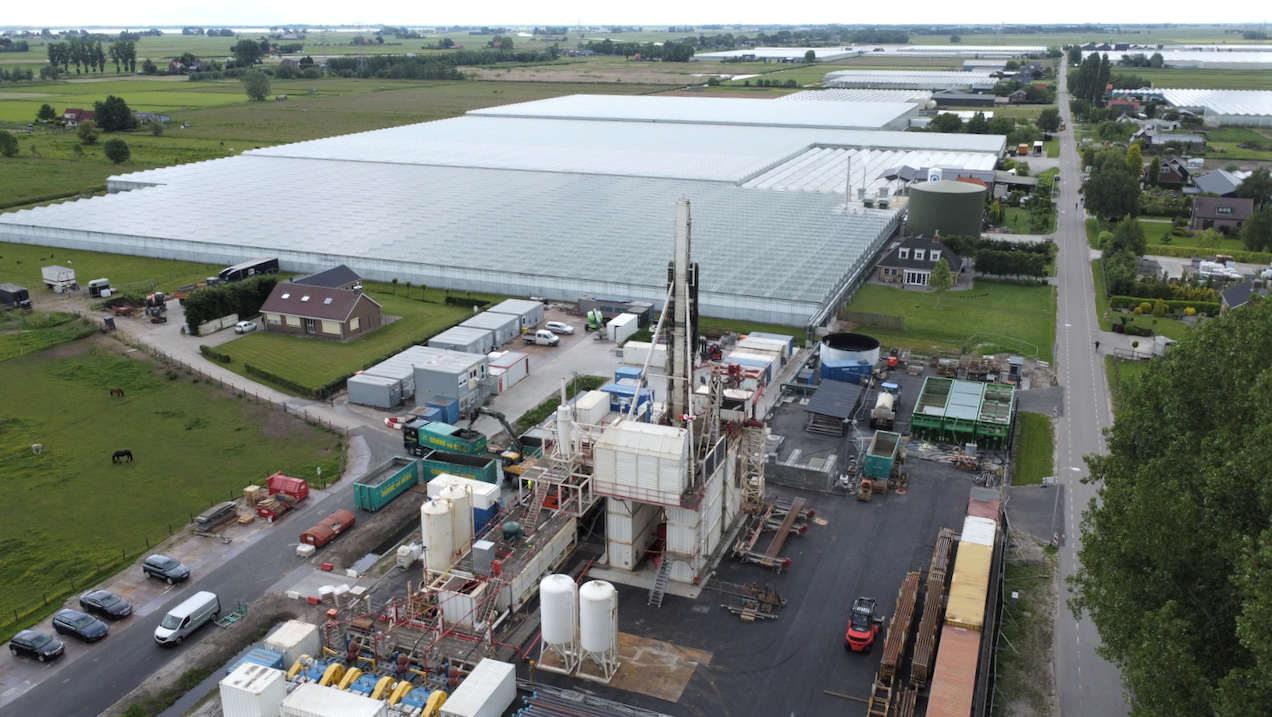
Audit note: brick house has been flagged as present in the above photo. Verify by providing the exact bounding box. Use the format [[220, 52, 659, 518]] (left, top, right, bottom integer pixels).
[[62, 108, 95, 127], [1191, 196, 1254, 233], [876, 236, 965, 287], [259, 283, 382, 340]]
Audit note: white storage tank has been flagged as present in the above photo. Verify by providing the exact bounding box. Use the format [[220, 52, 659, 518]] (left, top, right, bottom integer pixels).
[[262, 620, 320, 668], [440, 483, 474, 551], [220, 663, 287, 717], [579, 580, 618, 655], [439, 659, 517, 717], [421, 499, 455, 573], [280, 682, 387, 717], [539, 575, 578, 646]]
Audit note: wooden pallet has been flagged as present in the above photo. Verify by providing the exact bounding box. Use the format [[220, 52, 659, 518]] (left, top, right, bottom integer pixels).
[[866, 674, 892, 717]]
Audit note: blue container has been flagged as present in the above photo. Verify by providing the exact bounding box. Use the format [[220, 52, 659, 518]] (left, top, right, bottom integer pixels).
[[226, 648, 286, 675], [427, 397, 460, 425], [601, 382, 654, 413], [821, 359, 872, 384], [473, 505, 498, 533], [614, 366, 643, 382]]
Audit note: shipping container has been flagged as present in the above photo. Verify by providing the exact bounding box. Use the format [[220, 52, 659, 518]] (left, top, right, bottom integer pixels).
[[967, 487, 1001, 520], [820, 358, 871, 384], [488, 351, 529, 390], [726, 351, 776, 383], [945, 542, 993, 630], [281, 682, 387, 717], [960, 516, 998, 547], [418, 422, 488, 455], [864, 431, 902, 479], [577, 296, 653, 322], [427, 396, 461, 425], [925, 625, 981, 717], [347, 373, 405, 409], [460, 311, 520, 346], [262, 620, 320, 668], [748, 332, 797, 354], [421, 450, 501, 485], [225, 647, 285, 675], [575, 390, 611, 425], [621, 340, 667, 369], [485, 298, 545, 331], [428, 326, 495, 355], [427, 474, 502, 531], [736, 335, 789, 362], [299, 509, 357, 548], [439, 659, 517, 717], [353, 457, 421, 511], [599, 382, 655, 414], [607, 313, 640, 345], [221, 663, 287, 717], [414, 354, 490, 416]]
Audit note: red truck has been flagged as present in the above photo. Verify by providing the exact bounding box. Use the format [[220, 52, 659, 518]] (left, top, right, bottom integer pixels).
[[300, 509, 356, 548], [255, 473, 311, 522]]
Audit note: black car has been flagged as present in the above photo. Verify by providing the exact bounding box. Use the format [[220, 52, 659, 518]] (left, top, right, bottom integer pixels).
[[51, 609, 109, 642], [79, 590, 133, 620], [142, 555, 190, 584], [9, 630, 65, 662]]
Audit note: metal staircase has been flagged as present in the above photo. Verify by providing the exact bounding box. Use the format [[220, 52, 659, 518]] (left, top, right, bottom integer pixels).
[[648, 557, 672, 607], [523, 478, 549, 534]]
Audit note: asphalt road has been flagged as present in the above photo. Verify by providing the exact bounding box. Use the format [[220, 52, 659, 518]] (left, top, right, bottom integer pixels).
[[1052, 71, 1129, 715]]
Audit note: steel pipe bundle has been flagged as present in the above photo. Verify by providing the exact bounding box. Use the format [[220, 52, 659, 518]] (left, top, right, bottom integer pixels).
[[880, 571, 921, 684]]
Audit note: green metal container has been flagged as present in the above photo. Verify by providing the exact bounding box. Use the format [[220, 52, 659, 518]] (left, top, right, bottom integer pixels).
[[911, 376, 953, 439], [865, 431, 902, 479], [417, 421, 488, 456], [421, 450, 501, 484], [353, 456, 421, 511], [906, 180, 986, 240]]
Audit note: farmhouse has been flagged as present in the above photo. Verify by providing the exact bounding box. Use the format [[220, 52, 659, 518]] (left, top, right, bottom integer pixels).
[[259, 284, 382, 340], [61, 108, 94, 128], [876, 236, 965, 287]]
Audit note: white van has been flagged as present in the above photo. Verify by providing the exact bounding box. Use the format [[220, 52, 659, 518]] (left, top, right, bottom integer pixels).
[[154, 591, 220, 646]]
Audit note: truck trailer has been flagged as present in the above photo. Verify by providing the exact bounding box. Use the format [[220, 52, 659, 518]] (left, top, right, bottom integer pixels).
[[218, 257, 279, 283], [0, 283, 31, 311], [41, 266, 77, 293]]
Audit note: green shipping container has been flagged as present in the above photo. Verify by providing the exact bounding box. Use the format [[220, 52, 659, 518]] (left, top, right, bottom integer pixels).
[[418, 422, 488, 456], [421, 450, 501, 484], [865, 431, 902, 479], [353, 457, 421, 511]]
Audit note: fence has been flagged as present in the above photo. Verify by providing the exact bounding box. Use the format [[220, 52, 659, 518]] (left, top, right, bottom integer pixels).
[[840, 311, 905, 331]]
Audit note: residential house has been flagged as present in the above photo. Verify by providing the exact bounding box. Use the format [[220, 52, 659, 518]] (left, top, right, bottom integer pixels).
[[1007, 89, 1028, 104], [259, 283, 383, 340], [289, 264, 363, 292], [61, 108, 94, 127], [1188, 169, 1247, 197], [1221, 280, 1269, 312], [876, 236, 965, 287], [1107, 98, 1141, 115], [1156, 157, 1191, 186], [1191, 196, 1255, 232]]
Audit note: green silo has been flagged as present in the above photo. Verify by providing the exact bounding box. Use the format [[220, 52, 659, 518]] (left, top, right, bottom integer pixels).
[[906, 180, 986, 238]]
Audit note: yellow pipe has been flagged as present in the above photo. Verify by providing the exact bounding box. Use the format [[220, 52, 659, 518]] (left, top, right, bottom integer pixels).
[[389, 681, 414, 705], [318, 663, 344, 687], [423, 690, 448, 717], [287, 655, 310, 679], [337, 667, 362, 691], [371, 676, 396, 700]]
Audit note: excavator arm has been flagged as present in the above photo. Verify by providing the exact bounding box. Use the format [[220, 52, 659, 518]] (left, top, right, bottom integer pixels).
[[468, 407, 521, 455]]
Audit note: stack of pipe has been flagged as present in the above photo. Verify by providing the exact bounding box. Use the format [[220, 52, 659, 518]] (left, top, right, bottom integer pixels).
[[518, 692, 632, 717]]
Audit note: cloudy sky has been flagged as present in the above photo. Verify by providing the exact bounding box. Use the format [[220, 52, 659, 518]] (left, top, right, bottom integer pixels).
[[4, 1, 1267, 29]]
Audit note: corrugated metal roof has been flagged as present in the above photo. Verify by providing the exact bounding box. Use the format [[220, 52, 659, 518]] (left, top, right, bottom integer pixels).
[[595, 420, 687, 458], [281, 682, 387, 717], [782, 88, 934, 104], [1116, 88, 1272, 119], [697, 47, 857, 61], [925, 626, 981, 717], [961, 516, 998, 546], [1088, 50, 1272, 68], [487, 299, 542, 315], [824, 70, 997, 90], [742, 146, 998, 195]]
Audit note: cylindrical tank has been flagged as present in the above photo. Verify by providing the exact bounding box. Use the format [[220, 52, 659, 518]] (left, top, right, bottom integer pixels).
[[874, 392, 896, 419], [439, 483, 472, 550], [907, 179, 986, 239], [579, 580, 618, 654], [540, 575, 578, 646], [822, 333, 880, 366], [556, 404, 573, 458], [420, 499, 455, 572]]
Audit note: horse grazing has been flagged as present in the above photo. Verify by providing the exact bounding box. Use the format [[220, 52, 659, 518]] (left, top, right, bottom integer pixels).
[[112, 450, 133, 464], [109, 388, 125, 398], [32, 444, 44, 455]]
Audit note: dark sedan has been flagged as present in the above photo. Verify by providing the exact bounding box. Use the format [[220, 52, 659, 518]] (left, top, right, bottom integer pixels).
[[142, 554, 190, 584], [79, 590, 133, 620], [51, 610, 109, 642], [9, 630, 65, 662]]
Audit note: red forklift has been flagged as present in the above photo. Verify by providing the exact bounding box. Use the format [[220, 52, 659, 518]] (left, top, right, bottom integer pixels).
[[845, 597, 885, 653]]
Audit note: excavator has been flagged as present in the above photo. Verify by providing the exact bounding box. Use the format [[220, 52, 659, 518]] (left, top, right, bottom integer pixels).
[[467, 407, 538, 478]]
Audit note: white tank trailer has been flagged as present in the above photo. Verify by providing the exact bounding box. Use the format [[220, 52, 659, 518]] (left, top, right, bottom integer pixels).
[[871, 382, 899, 430]]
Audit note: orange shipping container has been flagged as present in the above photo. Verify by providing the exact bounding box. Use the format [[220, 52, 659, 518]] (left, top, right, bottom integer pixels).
[[300, 509, 357, 548], [945, 542, 993, 630], [925, 625, 981, 717]]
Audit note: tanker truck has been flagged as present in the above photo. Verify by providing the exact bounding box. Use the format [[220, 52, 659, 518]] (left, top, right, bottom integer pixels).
[[871, 382, 900, 430]]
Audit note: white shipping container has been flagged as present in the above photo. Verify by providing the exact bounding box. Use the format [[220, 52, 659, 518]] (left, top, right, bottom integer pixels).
[[961, 516, 998, 547], [489, 351, 529, 388], [281, 682, 387, 717], [428, 473, 501, 511], [221, 664, 287, 717], [262, 620, 320, 668], [440, 659, 517, 717], [607, 313, 639, 346], [621, 341, 667, 369], [575, 390, 611, 425], [737, 335, 790, 360]]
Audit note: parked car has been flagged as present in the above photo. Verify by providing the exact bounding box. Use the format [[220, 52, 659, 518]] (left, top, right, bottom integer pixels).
[[142, 555, 190, 584], [9, 630, 64, 662], [79, 590, 133, 620], [51, 609, 109, 642], [233, 320, 257, 334], [545, 321, 575, 335]]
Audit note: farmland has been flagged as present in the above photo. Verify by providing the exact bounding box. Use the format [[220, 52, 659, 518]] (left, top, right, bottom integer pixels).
[[0, 240, 224, 295]]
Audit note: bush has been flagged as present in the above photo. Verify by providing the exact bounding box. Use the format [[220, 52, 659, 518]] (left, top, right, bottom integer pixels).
[[199, 345, 232, 363], [1139, 302, 1153, 313], [103, 138, 130, 164], [1134, 306, 1143, 314], [1109, 295, 1220, 316], [1184, 307, 1197, 316]]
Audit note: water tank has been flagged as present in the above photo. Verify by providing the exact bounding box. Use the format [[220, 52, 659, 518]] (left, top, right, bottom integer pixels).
[[421, 499, 455, 572], [821, 333, 880, 366], [579, 580, 618, 654], [927, 167, 944, 182], [439, 483, 473, 551], [907, 179, 986, 239], [874, 392, 896, 419], [540, 575, 578, 647]]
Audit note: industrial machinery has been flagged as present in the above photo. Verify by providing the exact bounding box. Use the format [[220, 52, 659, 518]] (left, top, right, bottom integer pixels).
[[584, 309, 605, 331], [468, 407, 539, 476], [144, 292, 167, 324], [845, 597, 885, 653]]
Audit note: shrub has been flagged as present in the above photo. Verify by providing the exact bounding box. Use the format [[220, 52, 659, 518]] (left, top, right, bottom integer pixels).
[[1109, 295, 1220, 316], [199, 345, 232, 363], [1184, 307, 1197, 316], [103, 138, 130, 164], [1134, 306, 1143, 314], [1140, 302, 1153, 313]]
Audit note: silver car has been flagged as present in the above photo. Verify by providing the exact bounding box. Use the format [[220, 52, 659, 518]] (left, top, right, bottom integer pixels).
[[233, 321, 257, 334], [545, 321, 574, 335]]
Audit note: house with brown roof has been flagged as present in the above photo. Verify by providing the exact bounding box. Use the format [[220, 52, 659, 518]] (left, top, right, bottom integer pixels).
[[876, 236, 966, 287], [62, 108, 95, 127], [1191, 196, 1255, 233], [259, 283, 382, 340]]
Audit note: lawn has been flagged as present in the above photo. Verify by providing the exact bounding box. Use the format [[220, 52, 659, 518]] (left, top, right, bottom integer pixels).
[[1085, 218, 1246, 254], [1013, 411, 1054, 486], [1105, 354, 1154, 414], [1003, 207, 1055, 235], [0, 241, 225, 295], [1043, 139, 1059, 158], [0, 337, 342, 641], [1111, 68, 1272, 91], [699, 317, 806, 340], [213, 284, 487, 393], [1090, 259, 1194, 341], [843, 282, 1056, 361]]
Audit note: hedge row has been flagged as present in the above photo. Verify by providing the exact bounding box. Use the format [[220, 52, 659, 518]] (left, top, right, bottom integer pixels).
[[245, 363, 324, 397], [199, 345, 232, 364], [1109, 296, 1220, 315], [1148, 246, 1272, 264], [443, 296, 492, 308]]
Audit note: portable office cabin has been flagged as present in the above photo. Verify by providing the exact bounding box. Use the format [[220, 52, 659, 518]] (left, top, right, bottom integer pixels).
[[489, 351, 529, 392], [486, 299, 544, 332], [347, 373, 405, 409], [414, 352, 490, 414], [428, 326, 495, 355], [460, 311, 520, 346]]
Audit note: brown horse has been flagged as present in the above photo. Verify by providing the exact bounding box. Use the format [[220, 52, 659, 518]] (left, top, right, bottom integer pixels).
[[109, 388, 125, 397]]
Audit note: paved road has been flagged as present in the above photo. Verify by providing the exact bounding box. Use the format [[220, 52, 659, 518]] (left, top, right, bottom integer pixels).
[[1052, 71, 1129, 715]]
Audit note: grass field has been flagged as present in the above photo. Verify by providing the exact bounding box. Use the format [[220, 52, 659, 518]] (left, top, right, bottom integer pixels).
[[1090, 259, 1194, 340], [1003, 207, 1056, 235], [1013, 411, 1054, 486], [843, 281, 1056, 360], [1106, 354, 1154, 414], [1111, 68, 1272, 91], [0, 241, 225, 295], [0, 335, 342, 639], [0, 311, 98, 360], [1043, 139, 1060, 158], [1085, 217, 1246, 254]]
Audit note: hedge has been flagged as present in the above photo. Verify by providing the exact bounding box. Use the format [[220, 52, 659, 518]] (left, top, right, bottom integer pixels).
[[199, 345, 232, 364], [1147, 246, 1272, 264], [1109, 295, 1220, 315]]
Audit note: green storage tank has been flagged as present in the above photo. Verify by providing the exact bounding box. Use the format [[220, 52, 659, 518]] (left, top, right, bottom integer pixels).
[[906, 180, 986, 239]]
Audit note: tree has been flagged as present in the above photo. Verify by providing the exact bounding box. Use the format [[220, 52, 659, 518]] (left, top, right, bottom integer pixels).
[[0, 130, 18, 158], [1085, 168, 1141, 220], [149, 120, 164, 136], [1107, 216, 1147, 256], [36, 103, 57, 122], [231, 39, 264, 68], [927, 258, 953, 308], [92, 96, 138, 132], [1125, 142, 1144, 177], [1242, 206, 1272, 252], [988, 116, 1014, 136], [1147, 156, 1161, 186], [1083, 146, 1097, 170], [103, 137, 130, 164], [966, 112, 989, 135], [1014, 161, 1031, 177], [76, 119, 99, 144], [1037, 107, 1061, 132], [242, 70, 271, 101], [950, 34, 961, 43], [1070, 298, 1272, 717], [391, 278, 399, 295], [1067, 46, 1082, 66], [929, 113, 963, 133], [804, 49, 816, 63], [1237, 167, 1272, 208]]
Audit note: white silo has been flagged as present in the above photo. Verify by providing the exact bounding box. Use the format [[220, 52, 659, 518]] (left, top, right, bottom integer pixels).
[[439, 482, 473, 552], [577, 580, 620, 683], [537, 574, 579, 675], [555, 404, 574, 459], [421, 499, 455, 574]]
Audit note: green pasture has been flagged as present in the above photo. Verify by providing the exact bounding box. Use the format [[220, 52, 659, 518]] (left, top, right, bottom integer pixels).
[[0, 340, 342, 639], [0, 311, 97, 360], [1114, 68, 1272, 91], [0, 241, 223, 294], [843, 282, 1056, 361], [1012, 412, 1055, 486]]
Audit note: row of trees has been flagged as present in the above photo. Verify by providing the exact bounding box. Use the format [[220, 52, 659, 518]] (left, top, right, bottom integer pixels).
[[580, 39, 696, 61], [0, 39, 29, 52], [183, 277, 279, 335], [1069, 52, 1112, 105]]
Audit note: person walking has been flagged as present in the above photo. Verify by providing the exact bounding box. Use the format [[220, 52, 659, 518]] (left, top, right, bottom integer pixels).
[[1095, 341, 1100, 351]]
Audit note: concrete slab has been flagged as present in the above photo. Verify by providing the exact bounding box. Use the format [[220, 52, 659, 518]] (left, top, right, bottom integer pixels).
[[1005, 484, 1066, 544]]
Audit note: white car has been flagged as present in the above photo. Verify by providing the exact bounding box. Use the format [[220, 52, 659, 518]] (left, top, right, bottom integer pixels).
[[545, 321, 574, 335], [233, 320, 257, 334]]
